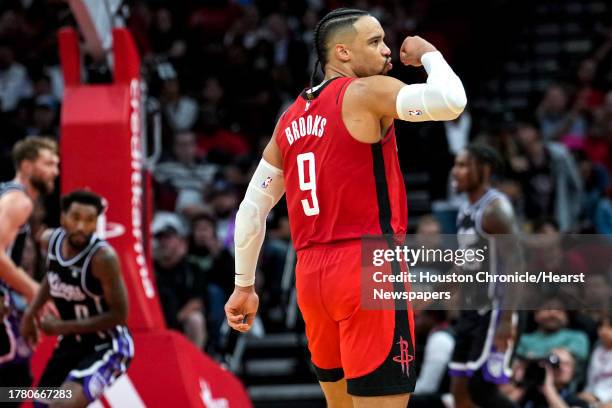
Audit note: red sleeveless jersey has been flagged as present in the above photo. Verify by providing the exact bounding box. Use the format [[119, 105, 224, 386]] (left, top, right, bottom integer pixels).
[[276, 77, 408, 251]]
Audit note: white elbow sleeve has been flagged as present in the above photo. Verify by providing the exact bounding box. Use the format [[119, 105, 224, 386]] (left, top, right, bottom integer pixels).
[[234, 159, 284, 287], [396, 51, 467, 122]]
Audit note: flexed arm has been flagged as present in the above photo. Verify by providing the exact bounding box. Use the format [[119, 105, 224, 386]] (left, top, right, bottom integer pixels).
[[347, 36, 467, 132]]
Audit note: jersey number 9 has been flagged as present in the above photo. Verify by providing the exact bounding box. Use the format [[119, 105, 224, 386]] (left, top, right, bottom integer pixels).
[[297, 152, 319, 216]]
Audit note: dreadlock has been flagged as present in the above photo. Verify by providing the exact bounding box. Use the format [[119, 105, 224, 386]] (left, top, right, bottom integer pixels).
[[309, 8, 369, 89], [465, 143, 504, 182]]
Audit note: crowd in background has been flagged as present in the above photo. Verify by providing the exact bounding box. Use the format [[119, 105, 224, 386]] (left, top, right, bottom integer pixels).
[[1, 0, 611, 406]]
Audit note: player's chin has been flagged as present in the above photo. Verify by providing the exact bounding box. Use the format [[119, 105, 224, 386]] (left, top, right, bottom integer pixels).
[[69, 235, 88, 248]]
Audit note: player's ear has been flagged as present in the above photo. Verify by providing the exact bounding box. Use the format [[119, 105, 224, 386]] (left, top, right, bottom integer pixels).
[[20, 160, 33, 176], [335, 43, 351, 63]]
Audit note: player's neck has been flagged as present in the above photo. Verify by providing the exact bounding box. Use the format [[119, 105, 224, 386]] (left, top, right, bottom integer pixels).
[[324, 65, 355, 80], [13, 173, 38, 200], [467, 184, 490, 204], [61, 238, 82, 259]]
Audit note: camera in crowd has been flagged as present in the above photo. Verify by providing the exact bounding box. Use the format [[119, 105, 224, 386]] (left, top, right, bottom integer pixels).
[[520, 354, 561, 389]]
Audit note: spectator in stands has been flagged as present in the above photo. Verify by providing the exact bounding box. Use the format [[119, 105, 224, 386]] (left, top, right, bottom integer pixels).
[[594, 187, 612, 234], [149, 7, 186, 61], [536, 83, 588, 147], [410, 308, 454, 408], [160, 77, 199, 132], [578, 313, 612, 407], [188, 213, 234, 353], [196, 106, 249, 159], [516, 297, 590, 363], [526, 218, 588, 283], [153, 212, 207, 350], [412, 215, 450, 278], [575, 59, 605, 110], [26, 95, 58, 137], [0, 42, 32, 112], [207, 180, 239, 252], [575, 150, 609, 230], [587, 90, 612, 173], [507, 347, 589, 408], [514, 120, 583, 231], [153, 131, 218, 212]]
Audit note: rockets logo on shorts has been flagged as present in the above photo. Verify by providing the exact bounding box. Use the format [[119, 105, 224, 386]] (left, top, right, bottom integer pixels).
[[392, 336, 415, 376], [407, 109, 423, 116]]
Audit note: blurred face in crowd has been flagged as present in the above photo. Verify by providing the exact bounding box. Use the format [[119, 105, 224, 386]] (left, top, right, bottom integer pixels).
[[61, 203, 98, 250], [0, 45, 13, 70], [202, 78, 224, 104], [532, 221, 561, 256], [192, 217, 217, 249], [604, 90, 612, 112], [551, 348, 575, 388], [516, 124, 541, 154], [154, 230, 187, 269], [212, 191, 238, 218], [599, 318, 612, 349], [451, 150, 482, 193], [543, 85, 568, 114], [23, 148, 60, 194], [34, 76, 52, 96], [577, 59, 596, 85], [162, 79, 180, 101], [33, 105, 56, 131], [266, 13, 289, 40], [173, 132, 197, 165], [416, 217, 441, 249], [535, 300, 568, 333], [329, 15, 392, 77], [155, 8, 173, 33]]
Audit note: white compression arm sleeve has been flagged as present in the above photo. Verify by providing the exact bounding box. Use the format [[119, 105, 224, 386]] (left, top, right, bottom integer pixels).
[[234, 159, 284, 287], [396, 51, 467, 122]]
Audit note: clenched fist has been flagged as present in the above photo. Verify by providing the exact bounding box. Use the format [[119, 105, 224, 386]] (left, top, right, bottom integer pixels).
[[225, 285, 259, 333], [400, 36, 437, 67]]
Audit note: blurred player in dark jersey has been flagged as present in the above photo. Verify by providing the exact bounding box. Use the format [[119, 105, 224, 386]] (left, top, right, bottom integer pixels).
[[0, 136, 59, 393], [224, 8, 466, 407], [449, 144, 522, 408], [22, 190, 133, 407]]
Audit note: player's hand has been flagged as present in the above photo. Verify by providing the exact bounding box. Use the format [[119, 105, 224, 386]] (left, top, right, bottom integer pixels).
[[39, 314, 64, 336], [20, 312, 39, 348], [400, 36, 437, 67], [224, 285, 259, 333]]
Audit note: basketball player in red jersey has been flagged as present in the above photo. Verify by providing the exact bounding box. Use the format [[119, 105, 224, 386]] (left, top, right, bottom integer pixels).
[[225, 8, 466, 407]]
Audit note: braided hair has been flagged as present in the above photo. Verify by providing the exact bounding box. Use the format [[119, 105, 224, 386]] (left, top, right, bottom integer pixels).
[[310, 8, 369, 89], [465, 143, 504, 183]]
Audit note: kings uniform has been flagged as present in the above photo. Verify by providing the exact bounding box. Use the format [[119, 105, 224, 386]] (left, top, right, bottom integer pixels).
[[37, 228, 134, 404], [449, 189, 519, 385], [0, 182, 33, 388]]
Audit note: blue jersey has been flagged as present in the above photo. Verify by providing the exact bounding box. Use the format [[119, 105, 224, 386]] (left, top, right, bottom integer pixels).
[[0, 181, 32, 365]]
